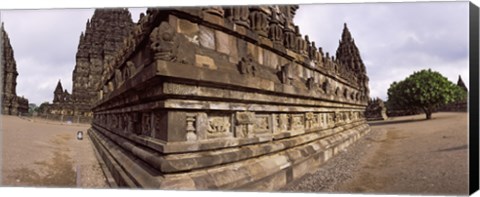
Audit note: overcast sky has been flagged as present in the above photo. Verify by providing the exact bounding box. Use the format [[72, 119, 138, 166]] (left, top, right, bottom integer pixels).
[[0, 1, 470, 105]]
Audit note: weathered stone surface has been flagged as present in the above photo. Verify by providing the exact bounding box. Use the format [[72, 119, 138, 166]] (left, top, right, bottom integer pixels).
[[1, 23, 29, 115], [88, 5, 372, 191], [365, 97, 388, 121]]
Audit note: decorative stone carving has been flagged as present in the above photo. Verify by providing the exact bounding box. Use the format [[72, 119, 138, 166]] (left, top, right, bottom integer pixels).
[[238, 55, 257, 76], [207, 116, 231, 136], [254, 115, 271, 133], [202, 7, 225, 17], [306, 77, 316, 90], [321, 80, 330, 94], [278, 113, 289, 132], [269, 10, 284, 45], [284, 28, 296, 50], [226, 6, 250, 27], [115, 68, 123, 88], [279, 63, 293, 85], [290, 114, 304, 130], [249, 8, 269, 37], [235, 111, 255, 138], [186, 113, 198, 141], [142, 113, 152, 136], [150, 22, 179, 61]]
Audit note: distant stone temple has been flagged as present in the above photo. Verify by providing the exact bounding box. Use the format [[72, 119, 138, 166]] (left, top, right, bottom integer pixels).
[[41, 9, 134, 123], [439, 75, 468, 112], [89, 6, 371, 190], [1, 23, 29, 115], [365, 97, 388, 121]]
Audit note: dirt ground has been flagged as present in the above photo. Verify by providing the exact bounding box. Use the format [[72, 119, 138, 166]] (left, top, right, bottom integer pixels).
[[1, 115, 108, 188], [284, 112, 469, 195]]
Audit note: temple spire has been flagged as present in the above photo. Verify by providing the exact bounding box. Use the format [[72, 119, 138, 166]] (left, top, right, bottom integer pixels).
[[457, 75, 468, 92], [341, 23, 352, 42]]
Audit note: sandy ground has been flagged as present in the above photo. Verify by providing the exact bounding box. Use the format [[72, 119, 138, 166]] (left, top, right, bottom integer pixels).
[[1, 115, 108, 188], [283, 112, 469, 195]]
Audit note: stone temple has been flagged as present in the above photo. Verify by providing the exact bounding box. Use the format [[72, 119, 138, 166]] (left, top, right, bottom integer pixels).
[[1, 23, 29, 115], [88, 5, 371, 190], [41, 9, 134, 123]]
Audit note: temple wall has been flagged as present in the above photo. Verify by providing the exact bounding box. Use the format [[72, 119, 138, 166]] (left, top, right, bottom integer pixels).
[[89, 6, 371, 190]]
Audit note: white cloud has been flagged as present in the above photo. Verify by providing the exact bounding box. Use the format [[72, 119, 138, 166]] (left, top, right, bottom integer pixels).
[[0, 2, 470, 105]]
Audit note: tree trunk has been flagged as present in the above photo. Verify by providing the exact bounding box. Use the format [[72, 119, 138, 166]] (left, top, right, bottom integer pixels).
[[423, 107, 432, 120]]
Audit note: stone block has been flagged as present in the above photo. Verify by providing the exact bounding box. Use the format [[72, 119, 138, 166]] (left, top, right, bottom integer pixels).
[[177, 18, 199, 38], [195, 54, 217, 70], [215, 30, 230, 55], [199, 25, 215, 50]]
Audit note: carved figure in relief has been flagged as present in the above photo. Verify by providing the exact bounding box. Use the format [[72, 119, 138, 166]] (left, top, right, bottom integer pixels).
[[238, 55, 257, 76], [305, 112, 315, 129], [235, 111, 255, 137], [208, 117, 231, 134], [307, 77, 316, 90], [115, 68, 123, 87], [142, 113, 151, 136], [254, 116, 270, 131], [291, 115, 304, 130], [150, 22, 178, 61]]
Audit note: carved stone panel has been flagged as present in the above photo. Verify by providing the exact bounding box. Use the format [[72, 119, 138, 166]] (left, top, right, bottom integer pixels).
[[235, 111, 255, 138], [206, 114, 232, 139], [150, 22, 178, 61], [290, 114, 304, 131], [305, 112, 320, 129], [254, 114, 271, 134]]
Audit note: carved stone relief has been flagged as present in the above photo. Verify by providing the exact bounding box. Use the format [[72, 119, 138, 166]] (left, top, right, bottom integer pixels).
[[207, 115, 232, 138], [238, 55, 257, 76], [254, 114, 271, 134], [150, 22, 178, 61], [186, 113, 197, 141], [225, 7, 250, 27], [235, 111, 255, 138]]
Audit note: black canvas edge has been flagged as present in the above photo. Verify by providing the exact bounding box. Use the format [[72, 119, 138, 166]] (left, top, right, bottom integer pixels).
[[469, 1, 480, 195]]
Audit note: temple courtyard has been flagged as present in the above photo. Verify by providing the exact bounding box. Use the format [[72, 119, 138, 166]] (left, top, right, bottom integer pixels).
[[1, 112, 468, 194]]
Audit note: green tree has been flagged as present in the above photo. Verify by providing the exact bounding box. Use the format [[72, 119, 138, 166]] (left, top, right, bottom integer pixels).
[[387, 69, 465, 119], [28, 103, 38, 114], [37, 102, 50, 114]]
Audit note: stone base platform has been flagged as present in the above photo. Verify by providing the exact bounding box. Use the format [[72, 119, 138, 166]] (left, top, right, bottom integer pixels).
[[89, 121, 370, 190]]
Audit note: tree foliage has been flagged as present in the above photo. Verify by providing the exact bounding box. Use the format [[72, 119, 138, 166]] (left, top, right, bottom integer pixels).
[[387, 69, 465, 119]]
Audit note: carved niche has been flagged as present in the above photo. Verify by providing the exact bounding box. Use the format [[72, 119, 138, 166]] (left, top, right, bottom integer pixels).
[[238, 54, 257, 76], [306, 77, 316, 90], [142, 113, 152, 136], [279, 63, 293, 85], [226, 6, 250, 27], [276, 113, 289, 133], [235, 111, 255, 138], [150, 22, 179, 61]]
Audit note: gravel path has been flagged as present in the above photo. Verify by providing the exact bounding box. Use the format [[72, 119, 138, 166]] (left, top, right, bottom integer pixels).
[[1, 115, 108, 188], [281, 122, 386, 193], [282, 112, 468, 195]]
